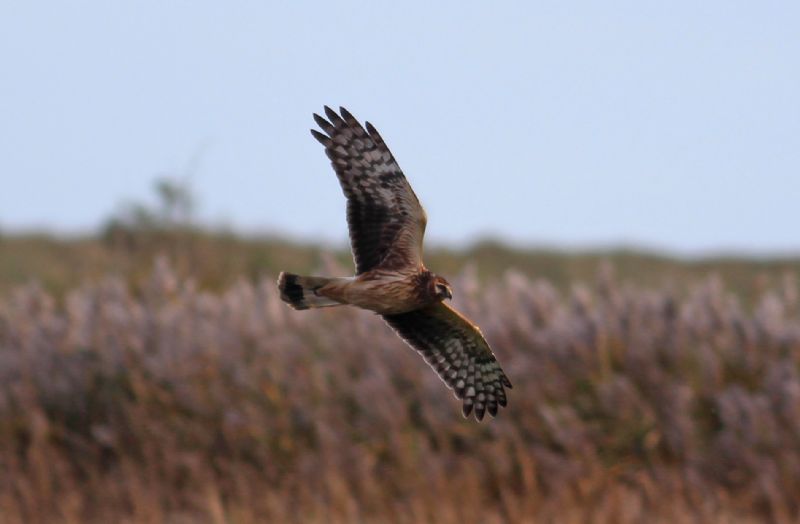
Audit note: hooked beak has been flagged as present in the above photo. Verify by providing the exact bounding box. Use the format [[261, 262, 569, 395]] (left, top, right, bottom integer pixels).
[[444, 287, 453, 300]]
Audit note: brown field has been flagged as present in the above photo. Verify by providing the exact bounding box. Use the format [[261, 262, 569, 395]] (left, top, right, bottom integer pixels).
[[1, 234, 799, 523]]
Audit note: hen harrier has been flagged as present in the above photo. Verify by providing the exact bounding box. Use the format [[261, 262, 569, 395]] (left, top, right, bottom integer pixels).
[[277, 107, 511, 420]]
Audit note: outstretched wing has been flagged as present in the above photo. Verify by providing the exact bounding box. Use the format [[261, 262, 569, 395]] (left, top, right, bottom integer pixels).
[[311, 106, 427, 274], [383, 302, 512, 421]]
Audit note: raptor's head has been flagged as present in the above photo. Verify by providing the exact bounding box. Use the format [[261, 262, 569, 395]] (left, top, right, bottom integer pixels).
[[429, 274, 453, 301]]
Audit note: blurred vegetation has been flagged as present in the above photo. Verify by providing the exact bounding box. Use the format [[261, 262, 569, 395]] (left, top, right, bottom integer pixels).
[[1, 259, 799, 523], [2, 178, 800, 522], [1, 177, 798, 303], [2, 230, 799, 304]]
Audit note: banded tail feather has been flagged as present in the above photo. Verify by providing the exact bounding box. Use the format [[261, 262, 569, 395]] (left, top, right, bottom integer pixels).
[[277, 273, 342, 310]]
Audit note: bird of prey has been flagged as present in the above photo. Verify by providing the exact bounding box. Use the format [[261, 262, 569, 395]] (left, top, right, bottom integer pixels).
[[277, 106, 511, 420]]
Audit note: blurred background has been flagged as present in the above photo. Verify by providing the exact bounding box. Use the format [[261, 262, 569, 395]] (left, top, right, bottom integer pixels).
[[1, 2, 799, 523]]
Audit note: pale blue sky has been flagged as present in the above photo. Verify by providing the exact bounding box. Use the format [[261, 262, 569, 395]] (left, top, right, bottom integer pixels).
[[1, 2, 798, 254]]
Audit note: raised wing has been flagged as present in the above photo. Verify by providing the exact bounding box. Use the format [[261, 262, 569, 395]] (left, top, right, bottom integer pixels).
[[311, 106, 427, 274], [383, 302, 512, 421]]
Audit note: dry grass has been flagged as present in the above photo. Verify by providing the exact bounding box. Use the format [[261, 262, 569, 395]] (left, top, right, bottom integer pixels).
[[1, 258, 799, 523]]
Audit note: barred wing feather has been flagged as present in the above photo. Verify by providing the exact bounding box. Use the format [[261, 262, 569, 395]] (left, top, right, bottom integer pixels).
[[311, 106, 427, 274], [383, 302, 512, 421]]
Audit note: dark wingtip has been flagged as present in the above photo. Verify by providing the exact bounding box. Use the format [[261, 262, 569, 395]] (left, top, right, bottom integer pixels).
[[462, 401, 473, 418], [310, 128, 331, 146], [324, 105, 343, 125], [313, 113, 334, 134], [364, 120, 386, 147], [502, 376, 513, 389]]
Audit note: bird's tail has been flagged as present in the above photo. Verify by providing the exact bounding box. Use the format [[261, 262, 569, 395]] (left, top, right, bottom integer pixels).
[[277, 272, 344, 310]]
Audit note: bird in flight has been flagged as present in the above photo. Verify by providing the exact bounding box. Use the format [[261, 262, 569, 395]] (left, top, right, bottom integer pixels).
[[277, 106, 511, 420]]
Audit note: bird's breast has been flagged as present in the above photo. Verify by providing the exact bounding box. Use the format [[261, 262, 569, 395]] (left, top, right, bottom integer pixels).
[[344, 270, 432, 315]]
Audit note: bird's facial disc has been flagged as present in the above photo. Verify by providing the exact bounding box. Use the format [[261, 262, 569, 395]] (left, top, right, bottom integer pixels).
[[435, 282, 453, 300]]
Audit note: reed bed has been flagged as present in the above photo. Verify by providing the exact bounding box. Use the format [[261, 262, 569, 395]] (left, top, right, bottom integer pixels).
[[1, 259, 799, 523]]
